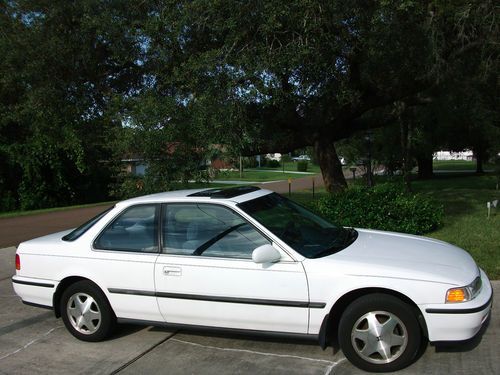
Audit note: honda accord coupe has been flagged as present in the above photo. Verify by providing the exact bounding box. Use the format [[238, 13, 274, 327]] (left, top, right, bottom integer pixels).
[[13, 186, 492, 372]]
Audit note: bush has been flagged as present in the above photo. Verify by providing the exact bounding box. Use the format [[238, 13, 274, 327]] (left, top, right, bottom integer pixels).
[[243, 157, 257, 168], [297, 161, 308, 172], [266, 159, 281, 168], [0, 190, 17, 212], [311, 183, 443, 234]]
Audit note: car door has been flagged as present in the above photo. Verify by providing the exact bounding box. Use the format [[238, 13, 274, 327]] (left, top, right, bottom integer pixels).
[[91, 204, 163, 322], [154, 202, 309, 333]]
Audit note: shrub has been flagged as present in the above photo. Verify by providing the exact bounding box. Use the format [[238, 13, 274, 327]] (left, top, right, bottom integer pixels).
[[297, 161, 308, 172], [266, 159, 281, 168], [243, 157, 257, 168], [0, 190, 17, 212], [311, 183, 443, 234]]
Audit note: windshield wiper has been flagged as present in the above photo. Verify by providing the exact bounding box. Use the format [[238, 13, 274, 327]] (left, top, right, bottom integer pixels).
[[344, 227, 358, 247], [310, 245, 343, 259], [310, 228, 358, 259]]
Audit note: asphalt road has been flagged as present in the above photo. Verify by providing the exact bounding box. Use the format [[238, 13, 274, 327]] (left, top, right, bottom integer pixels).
[[1, 246, 498, 375]]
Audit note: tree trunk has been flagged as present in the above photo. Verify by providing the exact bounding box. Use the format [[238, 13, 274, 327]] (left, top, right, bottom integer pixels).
[[314, 141, 347, 193], [417, 155, 434, 179], [365, 131, 374, 188], [474, 148, 484, 174], [400, 120, 413, 192]]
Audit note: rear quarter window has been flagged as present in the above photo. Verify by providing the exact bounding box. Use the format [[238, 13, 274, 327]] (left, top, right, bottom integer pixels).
[[62, 207, 114, 242]]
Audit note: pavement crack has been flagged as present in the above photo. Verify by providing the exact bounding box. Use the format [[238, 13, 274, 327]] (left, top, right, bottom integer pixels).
[[110, 330, 178, 374], [0, 325, 64, 360], [323, 358, 346, 375], [169, 338, 339, 365]]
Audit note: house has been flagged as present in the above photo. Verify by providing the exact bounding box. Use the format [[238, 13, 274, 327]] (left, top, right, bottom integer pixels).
[[433, 150, 474, 161], [121, 144, 234, 176]]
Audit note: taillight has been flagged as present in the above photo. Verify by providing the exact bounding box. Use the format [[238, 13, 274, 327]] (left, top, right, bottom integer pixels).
[[15, 254, 20, 270]]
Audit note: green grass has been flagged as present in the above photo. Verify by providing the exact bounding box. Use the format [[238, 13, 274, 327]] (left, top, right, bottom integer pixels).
[[433, 160, 494, 171], [412, 175, 500, 279], [0, 201, 117, 218], [291, 175, 500, 279], [213, 169, 316, 182], [249, 161, 323, 174]]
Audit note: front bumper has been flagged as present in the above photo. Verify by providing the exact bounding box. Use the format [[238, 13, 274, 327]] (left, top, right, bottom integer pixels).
[[420, 269, 492, 342]]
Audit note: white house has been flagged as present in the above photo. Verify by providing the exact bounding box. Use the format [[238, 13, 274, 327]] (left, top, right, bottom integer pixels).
[[433, 150, 474, 161]]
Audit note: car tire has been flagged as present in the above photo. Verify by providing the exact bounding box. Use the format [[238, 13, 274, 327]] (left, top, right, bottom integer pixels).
[[60, 280, 116, 342], [338, 293, 422, 373]]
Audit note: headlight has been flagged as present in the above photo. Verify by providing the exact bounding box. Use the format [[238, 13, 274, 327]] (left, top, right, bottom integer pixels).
[[446, 276, 482, 303]]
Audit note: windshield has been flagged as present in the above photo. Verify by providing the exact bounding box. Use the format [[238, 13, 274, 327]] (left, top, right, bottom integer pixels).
[[238, 193, 357, 258]]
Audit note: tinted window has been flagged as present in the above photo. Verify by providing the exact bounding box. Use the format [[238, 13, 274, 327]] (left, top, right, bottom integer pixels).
[[163, 204, 269, 259], [62, 207, 114, 242], [94, 205, 159, 252]]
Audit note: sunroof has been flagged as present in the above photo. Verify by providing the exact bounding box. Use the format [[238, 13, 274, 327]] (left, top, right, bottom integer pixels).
[[188, 186, 261, 199]]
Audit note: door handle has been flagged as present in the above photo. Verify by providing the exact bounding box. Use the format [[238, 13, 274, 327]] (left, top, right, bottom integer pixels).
[[163, 266, 182, 276]]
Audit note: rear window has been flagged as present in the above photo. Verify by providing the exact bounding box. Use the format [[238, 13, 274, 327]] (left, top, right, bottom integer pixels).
[[62, 207, 114, 242]]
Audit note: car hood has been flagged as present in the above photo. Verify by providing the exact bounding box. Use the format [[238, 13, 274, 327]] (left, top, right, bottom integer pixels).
[[324, 228, 478, 286]]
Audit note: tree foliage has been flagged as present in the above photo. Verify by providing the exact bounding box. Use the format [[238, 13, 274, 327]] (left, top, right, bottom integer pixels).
[[137, 0, 497, 192], [0, 1, 498, 210], [0, 0, 146, 209]]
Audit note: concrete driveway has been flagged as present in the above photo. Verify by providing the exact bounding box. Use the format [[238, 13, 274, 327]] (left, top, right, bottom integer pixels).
[[0, 246, 498, 375]]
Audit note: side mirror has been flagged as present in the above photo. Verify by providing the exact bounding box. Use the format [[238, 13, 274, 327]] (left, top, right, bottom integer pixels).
[[252, 244, 281, 264]]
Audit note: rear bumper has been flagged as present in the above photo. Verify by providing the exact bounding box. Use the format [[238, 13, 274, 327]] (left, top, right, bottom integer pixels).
[[421, 269, 492, 342], [12, 275, 57, 309]]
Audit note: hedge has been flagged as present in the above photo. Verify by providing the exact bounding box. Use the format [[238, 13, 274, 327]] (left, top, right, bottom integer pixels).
[[310, 184, 443, 235]]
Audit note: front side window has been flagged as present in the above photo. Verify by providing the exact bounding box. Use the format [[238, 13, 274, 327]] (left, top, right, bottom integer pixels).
[[163, 204, 269, 259], [94, 205, 159, 252]]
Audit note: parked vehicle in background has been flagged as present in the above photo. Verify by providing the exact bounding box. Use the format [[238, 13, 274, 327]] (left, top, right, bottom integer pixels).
[[292, 155, 311, 161], [13, 186, 492, 372]]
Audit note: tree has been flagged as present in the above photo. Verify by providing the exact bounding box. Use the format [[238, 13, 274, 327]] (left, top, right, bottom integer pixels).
[[108, 92, 215, 198], [1, 1, 497, 208], [139, 0, 497, 192], [0, 0, 147, 209]]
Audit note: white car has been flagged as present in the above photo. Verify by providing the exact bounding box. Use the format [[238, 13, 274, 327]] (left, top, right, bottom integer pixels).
[[291, 155, 311, 161], [13, 187, 492, 372]]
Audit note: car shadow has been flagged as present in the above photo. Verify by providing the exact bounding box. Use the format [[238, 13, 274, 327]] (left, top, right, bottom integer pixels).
[[148, 326, 320, 347], [431, 314, 490, 353], [108, 323, 148, 340], [111, 314, 491, 358]]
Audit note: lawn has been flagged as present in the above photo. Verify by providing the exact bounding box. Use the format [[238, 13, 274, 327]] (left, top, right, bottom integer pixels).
[[413, 175, 499, 279], [433, 159, 494, 171], [292, 174, 500, 279], [245, 161, 323, 174], [213, 168, 316, 182]]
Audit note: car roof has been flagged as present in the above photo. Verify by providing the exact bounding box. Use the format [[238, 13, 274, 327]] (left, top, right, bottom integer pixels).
[[116, 186, 273, 207]]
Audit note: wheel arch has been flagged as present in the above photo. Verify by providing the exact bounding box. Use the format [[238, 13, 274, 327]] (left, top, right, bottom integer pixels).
[[318, 287, 428, 350], [53, 276, 104, 318]]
